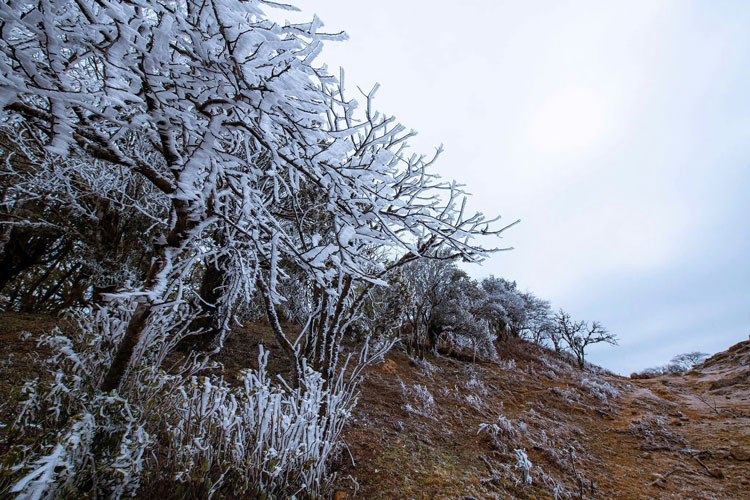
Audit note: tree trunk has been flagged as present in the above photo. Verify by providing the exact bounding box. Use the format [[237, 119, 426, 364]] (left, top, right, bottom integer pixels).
[[100, 199, 197, 392], [427, 316, 441, 354], [101, 301, 153, 391], [259, 280, 300, 387], [178, 256, 227, 352]]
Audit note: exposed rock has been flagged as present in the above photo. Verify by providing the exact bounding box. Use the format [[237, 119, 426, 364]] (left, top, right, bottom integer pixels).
[[730, 446, 750, 461]]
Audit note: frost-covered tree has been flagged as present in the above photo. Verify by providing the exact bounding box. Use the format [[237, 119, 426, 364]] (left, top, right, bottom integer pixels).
[[0, 0, 510, 391], [552, 309, 617, 368], [430, 268, 496, 360], [353, 267, 415, 341], [0, 1, 512, 497], [637, 351, 710, 376], [475, 277, 552, 344], [394, 260, 498, 360], [0, 129, 165, 311], [478, 276, 527, 340], [519, 294, 553, 345], [667, 351, 709, 372], [398, 259, 458, 355]]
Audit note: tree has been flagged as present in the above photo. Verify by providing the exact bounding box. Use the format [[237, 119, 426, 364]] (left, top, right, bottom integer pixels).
[[397, 259, 453, 355], [519, 293, 553, 345], [667, 351, 709, 372], [637, 351, 710, 376], [553, 310, 617, 368], [353, 267, 415, 342], [430, 268, 495, 360], [479, 276, 527, 340], [1, 2, 514, 496], [0, 130, 164, 312], [0, 0, 513, 392]]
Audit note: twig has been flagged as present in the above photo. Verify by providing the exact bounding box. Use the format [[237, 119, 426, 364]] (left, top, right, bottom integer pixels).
[[647, 465, 681, 487], [692, 454, 723, 479], [693, 455, 711, 474], [694, 393, 720, 415]]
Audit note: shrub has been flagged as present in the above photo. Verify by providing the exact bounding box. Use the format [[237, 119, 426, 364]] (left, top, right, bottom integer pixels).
[[4, 306, 379, 499]]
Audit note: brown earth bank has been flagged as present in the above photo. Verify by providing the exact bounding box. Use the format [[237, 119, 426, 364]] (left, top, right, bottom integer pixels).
[[1, 313, 748, 499], [328, 339, 750, 500]]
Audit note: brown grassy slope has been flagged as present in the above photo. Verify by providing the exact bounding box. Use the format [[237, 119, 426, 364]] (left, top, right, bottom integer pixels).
[[0, 313, 748, 499], [330, 339, 750, 500], [0, 312, 61, 439]]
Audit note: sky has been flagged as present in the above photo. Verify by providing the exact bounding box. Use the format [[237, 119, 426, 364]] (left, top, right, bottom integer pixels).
[[281, 1, 750, 374]]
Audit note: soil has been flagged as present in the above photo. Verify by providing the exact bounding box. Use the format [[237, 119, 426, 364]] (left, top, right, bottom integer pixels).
[[329, 339, 750, 499], [1, 313, 748, 499]]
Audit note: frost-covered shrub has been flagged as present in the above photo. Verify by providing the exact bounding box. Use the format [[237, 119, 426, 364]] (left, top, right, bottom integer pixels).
[[579, 377, 619, 404], [539, 353, 574, 377], [166, 347, 358, 498], [413, 358, 439, 377], [413, 385, 435, 408], [548, 386, 581, 404], [514, 448, 533, 486], [5, 303, 176, 500], [478, 413, 518, 445], [401, 382, 435, 418], [497, 358, 517, 371], [552, 481, 571, 500], [4, 304, 372, 500], [465, 394, 484, 410], [462, 365, 489, 395], [478, 423, 535, 488]]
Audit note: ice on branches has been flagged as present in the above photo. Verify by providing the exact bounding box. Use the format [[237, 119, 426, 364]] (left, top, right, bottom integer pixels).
[[0, 0, 511, 497]]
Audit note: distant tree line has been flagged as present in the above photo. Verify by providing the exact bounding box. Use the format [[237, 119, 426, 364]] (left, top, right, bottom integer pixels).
[[632, 351, 709, 378], [325, 259, 617, 368]]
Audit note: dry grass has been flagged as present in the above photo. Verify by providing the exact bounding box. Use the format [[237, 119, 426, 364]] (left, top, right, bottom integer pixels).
[[1, 313, 748, 499], [332, 338, 750, 499]]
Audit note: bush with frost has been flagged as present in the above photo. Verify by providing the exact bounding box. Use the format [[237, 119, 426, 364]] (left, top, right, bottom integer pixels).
[[578, 377, 619, 404], [5, 303, 180, 499], [4, 306, 389, 499], [165, 345, 379, 498], [514, 448, 533, 486], [401, 382, 436, 418]]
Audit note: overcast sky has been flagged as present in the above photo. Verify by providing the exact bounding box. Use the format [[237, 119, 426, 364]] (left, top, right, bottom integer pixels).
[[283, 0, 750, 374]]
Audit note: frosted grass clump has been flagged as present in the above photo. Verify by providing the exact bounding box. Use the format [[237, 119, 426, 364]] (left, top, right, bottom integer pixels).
[[401, 381, 435, 418], [514, 448, 533, 486], [414, 358, 438, 377], [7, 303, 165, 500], [167, 346, 359, 498], [465, 394, 484, 410], [497, 359, 517, 371], [478, 413, 517, 440], [5, 303, 372, 499], [579, 377, 619, 403]]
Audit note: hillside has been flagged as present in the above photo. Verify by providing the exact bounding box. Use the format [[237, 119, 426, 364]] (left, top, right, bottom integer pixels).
[[1, 314, 748, 499], [327, 339, 750, 499]]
